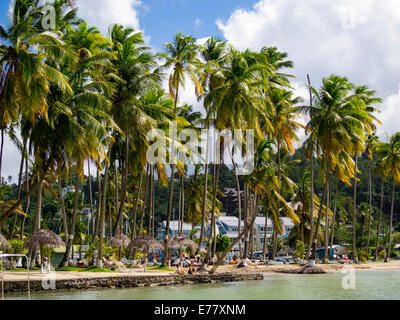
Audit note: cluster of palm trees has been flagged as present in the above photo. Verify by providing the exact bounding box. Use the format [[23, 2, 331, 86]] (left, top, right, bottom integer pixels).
[[0, 0, 398, 272]]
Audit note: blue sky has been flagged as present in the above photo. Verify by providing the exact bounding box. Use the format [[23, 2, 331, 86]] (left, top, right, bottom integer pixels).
[[1, 0, 400, 178], [0, 1, 259, 49], [136, 0, 259, 50]]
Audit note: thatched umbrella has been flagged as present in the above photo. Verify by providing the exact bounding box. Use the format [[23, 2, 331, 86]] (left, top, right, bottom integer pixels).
[[169, 234, 196, 250], [107, 234, 131, 260], [107, 234, 131, 248], [127, 235, 163, 272], [0, 233, 10, 250], [169, 234, 196, 267], [24, 229, 64, 270]]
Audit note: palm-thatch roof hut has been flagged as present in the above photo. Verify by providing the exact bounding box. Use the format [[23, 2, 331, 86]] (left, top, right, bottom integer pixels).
[[0, 232, 10, 250], [24, 230, 64, 250], [127, 234, 163, 252], [169, 234, 195, 250], [127, 234, 163, 272], [107, 234, 131, 248], [24, 229, 64, 269]]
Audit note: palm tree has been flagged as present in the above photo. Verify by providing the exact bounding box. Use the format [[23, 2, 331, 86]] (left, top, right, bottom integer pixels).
[[159, 32, 203, 266], [376, 133, 400, 262], [364, 133, 379, 251], [264, 88, 303, 259], [196, 37, 227, 257], [303, 75, 374, 262]]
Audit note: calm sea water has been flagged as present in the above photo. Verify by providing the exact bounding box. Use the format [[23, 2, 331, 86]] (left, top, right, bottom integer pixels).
[[5, 269, 400, 300]]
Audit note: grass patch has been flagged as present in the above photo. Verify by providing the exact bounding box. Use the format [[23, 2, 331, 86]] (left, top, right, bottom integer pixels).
[[55, 266, 114, 273], [147, 265, 174, 272], [7, 267, 40, 271]]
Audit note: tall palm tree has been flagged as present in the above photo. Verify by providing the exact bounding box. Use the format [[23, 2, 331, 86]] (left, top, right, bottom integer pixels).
[[302, 75, 374, 262], [159, 33, 203, 266], [376, 133, 400, 262], [364, 133, 379, 251]]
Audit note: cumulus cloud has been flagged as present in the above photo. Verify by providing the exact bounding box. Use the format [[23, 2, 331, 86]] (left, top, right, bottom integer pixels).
[[76, 0, 142, 35], [216, 0, 400, 138]]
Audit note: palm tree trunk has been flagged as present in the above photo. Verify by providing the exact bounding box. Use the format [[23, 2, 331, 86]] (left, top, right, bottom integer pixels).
[[151, 166, 155, 237], [113, 161, 119, 237], [139, 166, 150, 235], [131, 173, 143, 240], [0, 173, 46, 224], [366, 160, 373, 251], [324, 172, 331, 263], [96, 139, 114, 268], [196, 162, 209, 256], [29, 176, 43, 267], [306, 74, 314, 263], [61, 173, 81, 267], [114, 136, 129, 235], [210, 190, 259, 274], [94, 169, 101, 238], [0, 128, 4, 183], [57, 176, 69, 241], [10, 138, 27, 239], [33, 177, 43, 233], [311, 183, 327, 261], [262, 211, 268, 261], [352, 155, 359, 263], [20, 155, 30, 240], [87, 160, 94, 236], [243, 183, 249, 259], [329, 177, 339, 256], [162, 83, 180, 266], [235, 167, 242, 258], [385, 180, 396, 262], [374, 178, 384, 261]]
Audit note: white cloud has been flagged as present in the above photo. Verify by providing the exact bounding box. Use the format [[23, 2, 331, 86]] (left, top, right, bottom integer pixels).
[[76, 0, 142, 35], [377, 85, 400, 140], [194, 18, 203, 28], [216, 0, 400, 141]]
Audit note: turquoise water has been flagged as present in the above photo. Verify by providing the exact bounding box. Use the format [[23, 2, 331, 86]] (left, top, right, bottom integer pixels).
[[6, 270, 400, 300]]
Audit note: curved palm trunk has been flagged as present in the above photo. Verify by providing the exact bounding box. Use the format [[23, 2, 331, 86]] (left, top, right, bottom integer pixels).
[[210, 190, 259, 274], [196, 162, 209, 256], [352, 155, 359, 263], [61, 173, 81, 267], [374, 178, 384, 261], [87, 160, 94, 236], [323, 173, 331, 263], [20, 155, 30, 240], [235, 167, 242, 258], [206, 164, 219, 262], [366, 160, 373, 251], [0, 128, 4, 183], [0, 173, 46, 224], [306, 74, 314, 263], [385, 180, 396, 262], [244, 184, 249, 259]]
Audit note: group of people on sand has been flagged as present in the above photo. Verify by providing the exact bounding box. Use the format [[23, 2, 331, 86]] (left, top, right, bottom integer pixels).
[[176, 259, 199, 275]]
